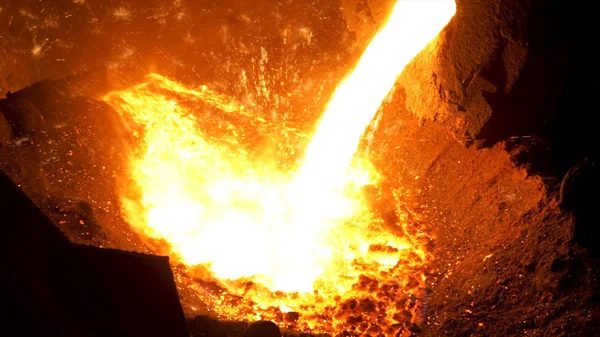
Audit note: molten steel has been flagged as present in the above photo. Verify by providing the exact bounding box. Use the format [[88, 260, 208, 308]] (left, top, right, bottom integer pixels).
[[104, 0, 455, 333]]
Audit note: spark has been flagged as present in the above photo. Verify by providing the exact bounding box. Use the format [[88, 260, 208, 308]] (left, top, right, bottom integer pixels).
[[298, 27, 313, 45], [19, 8, 38, 20], [113, 7, 131, 20], [31, 43, 45, 58]]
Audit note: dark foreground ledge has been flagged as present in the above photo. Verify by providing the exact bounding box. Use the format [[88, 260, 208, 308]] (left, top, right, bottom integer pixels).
[[0, 170, 189, 337]]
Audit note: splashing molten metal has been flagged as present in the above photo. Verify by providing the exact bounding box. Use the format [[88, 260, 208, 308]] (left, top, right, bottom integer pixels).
[[104, 0, 455, 334]]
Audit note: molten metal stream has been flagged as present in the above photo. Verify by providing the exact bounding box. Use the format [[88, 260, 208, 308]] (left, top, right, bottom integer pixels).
[[293, 0, 456, 194], [104, 0, 455, 332]]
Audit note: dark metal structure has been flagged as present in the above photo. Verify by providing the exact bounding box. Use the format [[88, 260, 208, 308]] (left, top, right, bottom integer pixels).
[[0, 170, 189, 337]]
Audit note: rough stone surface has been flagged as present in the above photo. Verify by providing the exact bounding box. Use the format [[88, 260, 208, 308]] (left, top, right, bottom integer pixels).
[[245, 320, 282, 337], [370, 91, 600, 337], [340, 0, 395, 48], [342, 0, 599, 175]]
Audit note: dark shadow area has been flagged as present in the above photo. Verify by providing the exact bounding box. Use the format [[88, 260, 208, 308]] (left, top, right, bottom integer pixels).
[[559, 160, 600, 256], [477, 0, 600, 177], [0, 170, 189, 337]]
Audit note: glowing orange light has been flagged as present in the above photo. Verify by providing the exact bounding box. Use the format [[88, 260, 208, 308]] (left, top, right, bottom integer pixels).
[[103, 0, 455, 332]]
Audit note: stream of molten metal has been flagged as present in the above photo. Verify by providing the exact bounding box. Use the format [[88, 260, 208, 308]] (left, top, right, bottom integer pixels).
[[103, 0, 455, 328]]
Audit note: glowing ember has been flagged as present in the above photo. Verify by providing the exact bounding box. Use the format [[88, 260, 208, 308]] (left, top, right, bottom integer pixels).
[[103, 0, 455, 334]]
